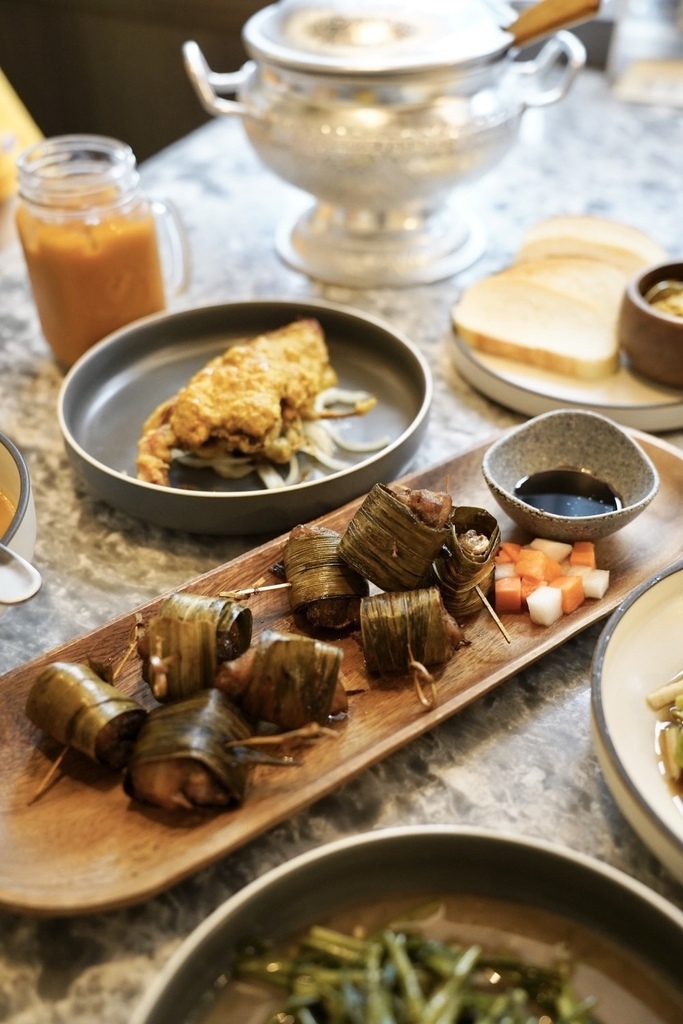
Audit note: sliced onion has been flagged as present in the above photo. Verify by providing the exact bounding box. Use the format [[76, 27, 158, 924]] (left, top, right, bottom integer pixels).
[[313, 387, 377, 417], [300, 445, 350, 472], [323, 424, 390, 453], [255, 464, 289, 489], [302, 421, 336, 454], [175, 452, 256, 480]]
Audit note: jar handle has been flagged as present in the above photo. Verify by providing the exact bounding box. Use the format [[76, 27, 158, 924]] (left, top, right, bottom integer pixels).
[[152, 198, 191, 296], [182, 41, 250, 118], [516, 30, 586, 109]]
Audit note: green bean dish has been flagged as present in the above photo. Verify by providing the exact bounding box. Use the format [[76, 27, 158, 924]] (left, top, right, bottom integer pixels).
[[235, 919, 598, 1023], [195, 896, 683, 1024]]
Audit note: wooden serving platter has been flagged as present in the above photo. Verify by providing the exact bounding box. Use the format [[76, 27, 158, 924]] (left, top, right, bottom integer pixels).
[[2, 430, 683, 916]]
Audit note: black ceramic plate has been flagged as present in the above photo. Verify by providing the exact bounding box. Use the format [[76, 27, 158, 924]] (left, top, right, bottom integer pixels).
[[58, 299, 431, 535]]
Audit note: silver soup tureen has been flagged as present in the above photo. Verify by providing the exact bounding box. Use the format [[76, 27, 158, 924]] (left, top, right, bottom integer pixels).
[[183, 0, 588, 286]]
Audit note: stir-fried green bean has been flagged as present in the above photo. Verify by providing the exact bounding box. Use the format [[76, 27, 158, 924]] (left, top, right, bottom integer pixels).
[[233, 916, 601, 1024]]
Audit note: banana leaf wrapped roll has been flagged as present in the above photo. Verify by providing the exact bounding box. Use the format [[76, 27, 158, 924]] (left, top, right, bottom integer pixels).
[[432, 506, 501, 618], [283, 524, 369, 631], [142, 615, 217, 702], [215, 629, 345, 728], [123, 689, 252, 810], [26, 662, 147, 771], [158, 592, 252, 662], [360, 587, 465, 676], [338, 483, 452, 592], [138, 592, 253, 702]]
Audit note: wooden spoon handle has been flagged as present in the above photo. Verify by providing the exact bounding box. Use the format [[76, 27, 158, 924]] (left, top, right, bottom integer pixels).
[[509, 0, 600, 47]]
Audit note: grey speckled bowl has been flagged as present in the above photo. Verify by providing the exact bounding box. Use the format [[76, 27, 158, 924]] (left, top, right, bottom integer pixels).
[[481, 409, 659, 542], [129, 826, 683, 1024]]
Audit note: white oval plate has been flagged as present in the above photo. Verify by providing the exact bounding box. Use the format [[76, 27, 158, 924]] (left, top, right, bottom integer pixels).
[[58, 299, 431, 535], [591, 558, 683, 883], [450, 332, 683, 432]]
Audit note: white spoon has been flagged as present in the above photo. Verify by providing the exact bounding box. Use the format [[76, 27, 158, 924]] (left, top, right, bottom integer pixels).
[[0, 543, 42, 605]]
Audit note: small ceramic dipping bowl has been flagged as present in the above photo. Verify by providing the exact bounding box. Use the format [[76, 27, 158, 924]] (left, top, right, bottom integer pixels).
[[619, 260, 683, 389], [481, 409, 659, 542], [0, 431, 37, 614]]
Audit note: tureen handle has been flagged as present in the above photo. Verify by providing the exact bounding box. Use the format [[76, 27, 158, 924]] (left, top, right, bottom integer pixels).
[[515, 30, 586, 108], [183, 41, 249, 117]]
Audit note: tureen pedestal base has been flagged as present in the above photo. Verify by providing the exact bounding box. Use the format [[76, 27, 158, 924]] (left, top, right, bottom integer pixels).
[[276, 201, 486, 288]]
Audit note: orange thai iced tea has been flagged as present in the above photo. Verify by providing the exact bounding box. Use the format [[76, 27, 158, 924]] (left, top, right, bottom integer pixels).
[[16, 201, 165, 366], [15, 136, 176, 368]]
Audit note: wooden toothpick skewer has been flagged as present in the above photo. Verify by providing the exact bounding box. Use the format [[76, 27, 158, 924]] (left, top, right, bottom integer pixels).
[[27, 746, 69, 806], [224, 722, 338, 749], [219, 582, 291, 599], [476, 585, 511, 644]]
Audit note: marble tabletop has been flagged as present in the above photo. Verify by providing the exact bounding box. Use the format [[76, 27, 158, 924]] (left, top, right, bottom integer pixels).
[[1, 66, 682, 1023]]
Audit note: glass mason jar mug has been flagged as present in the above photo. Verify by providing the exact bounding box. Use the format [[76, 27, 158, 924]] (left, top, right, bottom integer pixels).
[[15, 134, 189, 368]]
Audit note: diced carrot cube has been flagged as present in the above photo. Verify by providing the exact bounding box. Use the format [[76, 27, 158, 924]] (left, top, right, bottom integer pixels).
[[500, 541, 522, 563], [549, 575, 585, 614], [520, 576, 545, 605], [495, 548, 513, 564], [570, 541, 596, 570], [542, 556, 563, 582], [495, 575, 523, 614], [514, 548, 547, 580], [515, 548, 563, 583]]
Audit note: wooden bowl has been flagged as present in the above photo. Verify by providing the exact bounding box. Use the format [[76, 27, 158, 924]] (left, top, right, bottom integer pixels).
[[619, 261, 683, 389]]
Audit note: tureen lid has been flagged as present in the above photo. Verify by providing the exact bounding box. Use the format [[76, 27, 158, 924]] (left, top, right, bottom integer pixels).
[[242, 0, 514, 75]]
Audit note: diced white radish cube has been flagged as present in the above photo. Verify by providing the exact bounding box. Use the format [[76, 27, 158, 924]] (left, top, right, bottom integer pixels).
[[495, 562, 517, 579], [526, 585, 564, 626], [565, 564, 592, 579], [582, 568, 610, 599], [529, 538, 573, 563]]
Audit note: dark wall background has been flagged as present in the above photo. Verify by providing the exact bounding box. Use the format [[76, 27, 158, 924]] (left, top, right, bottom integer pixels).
[[0, 1, 613, 164], [0, 0, 263, 161]]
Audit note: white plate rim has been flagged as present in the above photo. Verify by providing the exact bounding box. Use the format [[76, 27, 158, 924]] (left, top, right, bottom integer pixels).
[[450, 331, 683, 432], [591, 558, 683, 879]]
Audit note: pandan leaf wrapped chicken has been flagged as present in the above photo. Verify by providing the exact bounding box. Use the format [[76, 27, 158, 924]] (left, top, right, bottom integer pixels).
[[139, 592, 252, 702], [283, 523, 369, 631], [215, 629, 346, 729], [124, 690, 253, 811], [360, 587, 466, 676], [432, 506, 501, 618], [338, 483, 452, 592], [26, 662, 147, 771]]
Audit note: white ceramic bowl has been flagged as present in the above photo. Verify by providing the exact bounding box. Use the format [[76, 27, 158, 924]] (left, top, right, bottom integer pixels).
[[0, 431, 37, 616], [0, 430, 36, 561], [482, 409, 659, 542], [131, 826, 683, 1024], [592, 558, 683, 884]]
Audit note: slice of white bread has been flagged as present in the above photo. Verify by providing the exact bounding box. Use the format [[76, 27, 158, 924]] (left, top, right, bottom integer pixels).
[[515, 215, 666, 275], [453, 256, 626, 380]]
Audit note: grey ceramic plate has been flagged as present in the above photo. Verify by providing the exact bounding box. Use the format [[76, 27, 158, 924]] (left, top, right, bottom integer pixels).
[[130, 826, 683, 1024], [58, 300, 431, 535]]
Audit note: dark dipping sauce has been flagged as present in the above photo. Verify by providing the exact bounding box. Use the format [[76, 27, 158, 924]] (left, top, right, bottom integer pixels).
[[514, 468, 622, 517]]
